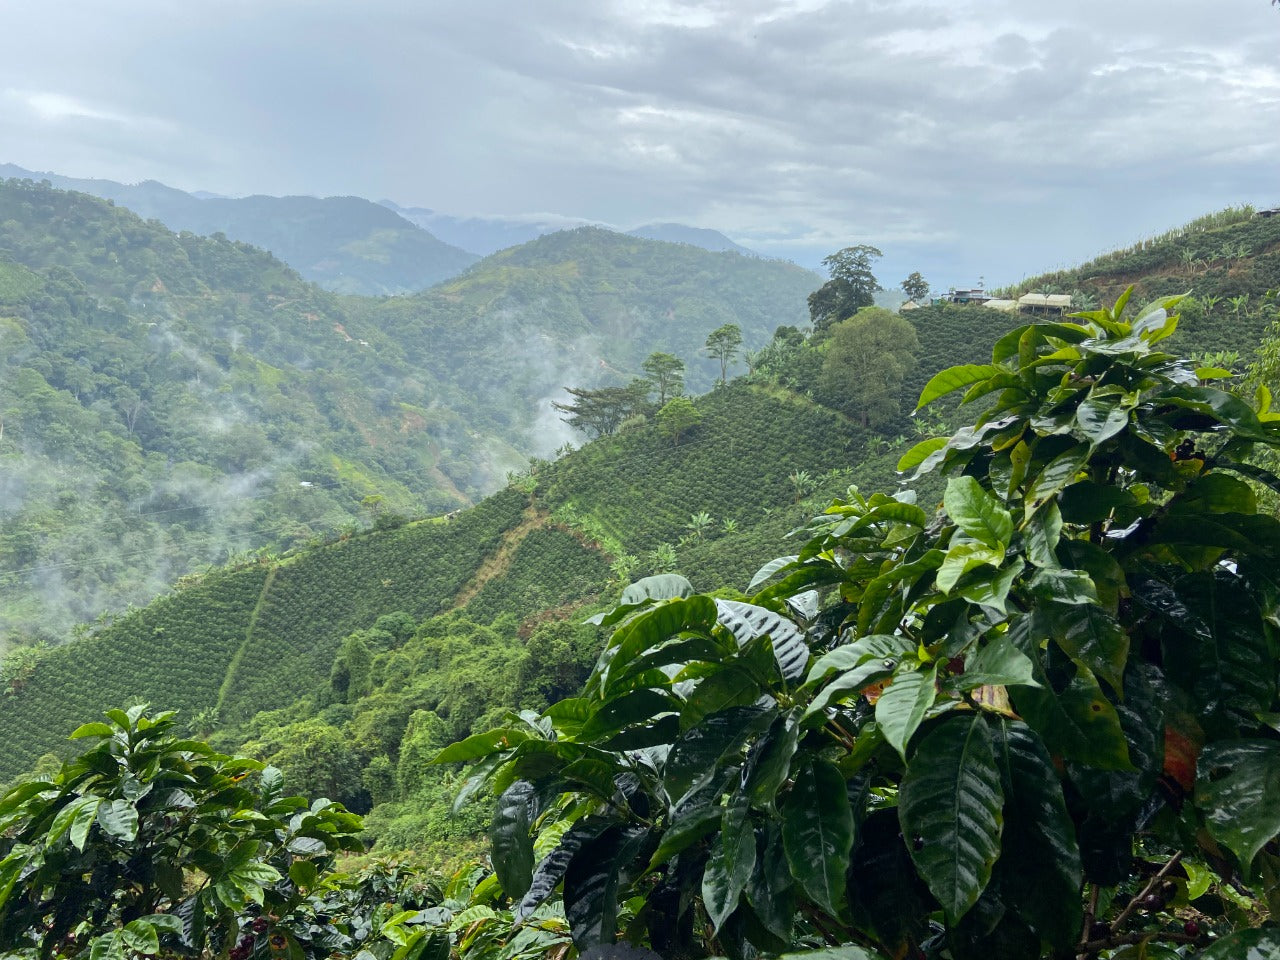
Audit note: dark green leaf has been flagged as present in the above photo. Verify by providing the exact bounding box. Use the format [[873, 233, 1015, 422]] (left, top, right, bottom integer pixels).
[[703, 798, 756, 933], [782, 757, 854, 917], [956, 635, 1039, 692], [97, 799, 138, 842], [581, 688, 676, 741], [1076, 396, 1129, 444], [899, 715, 1003, 923], [1193, 925, 1280, 958], [489, 780, 536, 899], [664, 706, 769, 801], [744, 709, 801, 811], [516, 817, 611, 921], [1196, 740, 1280, 873], [1037, 603, 1128, 695], [991, 721, 1082, 949], [563, 824, 649, 948]]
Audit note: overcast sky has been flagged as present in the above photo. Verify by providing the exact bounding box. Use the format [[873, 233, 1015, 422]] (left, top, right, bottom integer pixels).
[[1, 0, 1277, 287]]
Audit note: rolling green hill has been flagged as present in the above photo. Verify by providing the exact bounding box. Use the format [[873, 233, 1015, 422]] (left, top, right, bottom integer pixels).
[[0, 164, 480, 295], [0, 180, 821, 643]]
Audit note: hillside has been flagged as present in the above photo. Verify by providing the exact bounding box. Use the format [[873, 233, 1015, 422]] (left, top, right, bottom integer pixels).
[[0, 181, 820, 643], [0, 383, 895, 798], [364, 226, 817, 402], [998, 206, 1280, 357], [0, 164, 479, 295]]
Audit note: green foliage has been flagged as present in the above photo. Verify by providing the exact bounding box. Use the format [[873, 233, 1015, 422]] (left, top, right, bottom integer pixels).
[[444, 292, 1280, 958], [817, 307, 921, 428], [553, 382, 652, 439], [704, 323, 744, 384], [642, 351, 686, 405], [0, 706, 364, 958], [0, 490, 528, 780], [656, 395, 701, 446], [809, 244, 883, 336]]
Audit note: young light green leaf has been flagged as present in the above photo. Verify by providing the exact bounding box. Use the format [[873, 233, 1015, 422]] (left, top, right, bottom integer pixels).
[[876, 664, 939, 760], [917, 364, 1005, 410], [944, 476, 1013, 550]]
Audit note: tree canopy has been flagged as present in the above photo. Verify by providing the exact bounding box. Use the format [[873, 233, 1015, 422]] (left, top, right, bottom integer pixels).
[[808, 244, 883, 336], [818, 306, 920, 427], [704, 323, 743, 384], [642, 351, 686, 405]]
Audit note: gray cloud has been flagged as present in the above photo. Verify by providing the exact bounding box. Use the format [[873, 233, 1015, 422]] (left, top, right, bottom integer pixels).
[[0, 0, 1276, 287]]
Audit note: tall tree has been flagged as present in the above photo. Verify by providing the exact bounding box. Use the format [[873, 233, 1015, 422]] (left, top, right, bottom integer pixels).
[[900, 271, 930, 302], [704, 323, 743, 384], [552, 381, 650, 438], [641, 351, 685, 405], [808, 244, 883, 336], [818, 306, 920, 428]]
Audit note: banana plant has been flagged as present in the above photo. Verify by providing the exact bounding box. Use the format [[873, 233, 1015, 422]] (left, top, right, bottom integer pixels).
[[438, 290, 1280, 958]]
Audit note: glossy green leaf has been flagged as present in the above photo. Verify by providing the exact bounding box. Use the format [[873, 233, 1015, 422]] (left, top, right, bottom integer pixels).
[[47, 795, 99, 849], [957, 557, 1024, 614], [782, 757, 854, 917], [1194, 926, 1280, 958], [97, 799, 138, 842], [703, 798, 756, 933], [899, 715, 1003, 923], [945, 476, 1013, 549], [917, 364, 1005, 410], [1076, 396, 1130, 444], [744, 709, 800, 810], [664, 706, 769, 801], [581, 688, 675, 741], [936, 542, 1003, 594], [876, 664, 938, 760], [516, 816, 610, 922], [432, 727, 529, 764], [563, 824, 649, 948], [1196, 740, 1280, 874], [1038, 602, 1128, 694], [1010, 663, 1133, 771], [991, 721, 1082, 949], [748, 555, 799, 590], [898, 436, 949, 473], [69, 722, 114, 740], [1023, 500, 1063, 568], [1023, 446, 1089, 518], [121, 919, 160, 955], [956, 635, 1039, 692], [489, 780, 536, 899]]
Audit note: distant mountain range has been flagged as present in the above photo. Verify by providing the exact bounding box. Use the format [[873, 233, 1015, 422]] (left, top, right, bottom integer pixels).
[[381, 200, 758, 259], [0, 179, 815, 642], [0, 163, 763, 295]]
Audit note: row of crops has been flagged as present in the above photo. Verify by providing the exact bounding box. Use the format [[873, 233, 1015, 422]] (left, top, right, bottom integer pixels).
[[536, 382, 864, 553], [461, 527, 611, 624], [0, 565, 270, 779], [218, 488, 529, 722]]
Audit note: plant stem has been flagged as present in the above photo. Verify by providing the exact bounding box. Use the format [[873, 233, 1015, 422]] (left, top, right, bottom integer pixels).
[[1108, 852, 1182, 936]]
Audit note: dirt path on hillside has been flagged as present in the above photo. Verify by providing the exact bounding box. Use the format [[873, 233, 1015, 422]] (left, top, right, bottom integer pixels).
[[449, 504, 547, 609]]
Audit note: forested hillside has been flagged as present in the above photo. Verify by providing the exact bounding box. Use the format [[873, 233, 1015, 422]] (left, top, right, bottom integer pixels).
[[0, 383, 892, 799], [0, 164, 480, 295], [0, 180, 818, 642]]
